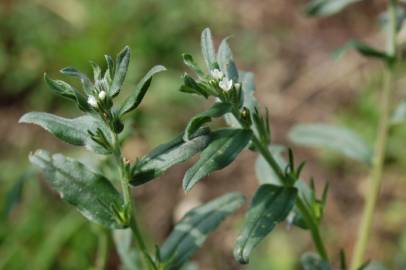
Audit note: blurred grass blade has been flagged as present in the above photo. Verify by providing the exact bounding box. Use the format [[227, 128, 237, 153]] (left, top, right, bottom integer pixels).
[[306, 0, 364, 17], [288, 123, 373, 164], [184, 102, 232, 141], [333, 40, 389, 61], [30, 150, 126, 229], [300, 252, 332, 270], [201, 28, 217, 71], [183, 128, 252, 192], [120, 65, 166, 115], [217, 38, 239, 81], [131, 128, 211, 186], [234, 184, 297, 264], [160, 192, 245, 270], [19, 112, 112, 154], [111, 46, 131, 97]]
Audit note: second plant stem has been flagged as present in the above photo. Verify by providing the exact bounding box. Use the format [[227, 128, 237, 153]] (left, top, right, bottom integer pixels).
[[350, 0, 397, 268]]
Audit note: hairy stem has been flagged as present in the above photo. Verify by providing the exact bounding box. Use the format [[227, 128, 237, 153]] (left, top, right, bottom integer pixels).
[[350, 1, 397, 268], [251, 136, 329, 261]]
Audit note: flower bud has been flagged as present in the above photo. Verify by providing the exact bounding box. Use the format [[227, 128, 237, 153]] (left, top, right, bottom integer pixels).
[[219, 77, 233, 92], [210, 69, 224, 80], [87, 95, 98, 108], [98, 91, 106, 100]]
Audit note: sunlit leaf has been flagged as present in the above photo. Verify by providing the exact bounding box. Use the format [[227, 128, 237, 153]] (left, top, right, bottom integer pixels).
[[160, 192, 245, 270], [30, 150, 125, 229], [201, 28, 217, 71], [183, 128, 252, 192], [131, 128, 211, 186], [289, 123, 373, 164], [217, 38, 238, 81], [19, 112, 112, 154], [234, 184, 297, 264], [184, 102, 232, 141], [111, 46, 131, 97]]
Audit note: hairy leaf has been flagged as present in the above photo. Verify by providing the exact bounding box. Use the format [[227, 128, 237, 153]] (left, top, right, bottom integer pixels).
[[289, 123, 372, 164], [201, 28, 217, 71], [217, 38, 239, 81], [234, 184, 297, 264], [111, 46, 131, 96], [183, 128, 252, 192], [306, 0, 364, 17], [60, 67, 95, 95], [160, 192, 245, 270], [182, 54, 205, 78], [30, 150, 125, 229], [120, 65, 166, 115], [131, 128, 211, 186], [184, 103, 232, 141], [19, 112, 112, 154]]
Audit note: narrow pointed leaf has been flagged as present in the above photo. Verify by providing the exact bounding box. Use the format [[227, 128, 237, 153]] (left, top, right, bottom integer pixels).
[[300, 252, 332, 270], [131, 128, 211, 186], [217, 38, 238, 81], [306, 0, 364, 17], [182, 54, 205, 78], [160, 192, 245, 270], [111, 46, 131, 96], [183, 128, 252, 192], [289, 123, 373, 164], [44, 73, 76, 101], [333, 40, 389, 61], [120, 65, 166, 115], [105, 54, 115, 79], [201, 28, 217, 71], [184, 102, 232, 141], [60, 67, 95, 95], [29, 150, 125, 229], [180, 74, 209, 98], [19, 112, 112, 154], [234, 184, 297, 264]]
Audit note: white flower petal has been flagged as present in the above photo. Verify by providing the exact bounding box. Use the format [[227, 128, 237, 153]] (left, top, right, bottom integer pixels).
[[87, 95, 98, 107], [98, 91, 106, 100], [211, 69, 224, 80], [219, 78, 233, 91]]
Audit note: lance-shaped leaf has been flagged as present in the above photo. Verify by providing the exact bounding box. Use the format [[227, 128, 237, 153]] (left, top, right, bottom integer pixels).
[[105, 54, 115, 79], [182, 54, 205, 78], [180, 74, 209, 98], [111, 46, 131, 97], [29, 150, 125, 229], [289, 123, 373, 164], [392, 101, 406, 124], [120, 65, 166, 115], [60, 67, 95, 95], [183, 128, 252, 192], [300, 252, 332, 270], [184, 102, 232, 141], [333, 40, 389, 61], [217, 38, 238, 81], [201, 28, 217, 71], [234, 184, 297, 264], [19, 112, 112, 154], [160, 192, 245, 270], [306, 0, 364, 17], [130, 128, 211, 186]]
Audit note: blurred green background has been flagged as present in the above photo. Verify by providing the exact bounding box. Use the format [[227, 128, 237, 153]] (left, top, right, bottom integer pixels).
[[1, 0, 406, 269]]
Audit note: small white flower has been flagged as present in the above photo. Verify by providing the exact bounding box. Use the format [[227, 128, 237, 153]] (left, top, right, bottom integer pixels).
[[219, 77, 233, 92], [87, 95, 98, 107], [211, 69, 224, 80], [234, 83, 241, 90], [98, 91, 106, 100]]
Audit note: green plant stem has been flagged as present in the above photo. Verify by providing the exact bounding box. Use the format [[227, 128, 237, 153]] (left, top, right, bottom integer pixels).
[[251, 136, 329, 261], [95, 229, 108, 270], [111, 132, 157, 270], [351, 1, 397, 268]]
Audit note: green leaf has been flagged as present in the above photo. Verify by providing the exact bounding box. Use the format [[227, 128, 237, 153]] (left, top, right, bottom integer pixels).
[[234, 184, 297, 264], [306, 0, 363, 17], [217, 38, 239, 81], [111, 46, 131, 97], [183, 128, 252, 192], [333, 40, 389, 61], [184, 103, 232, 141], [301, 252, 332, 270], [201, 28, 217, 71], [120, 65, 166, 115], [180, 74, 209, 98], [105, 54, 115, 79], [113, 229, 143, 270], [182, 54, 205, 78], [60, 67, 95, 95], [29, 150, 125, 229], [2, 170, 32, 219], [19, 112, 112, 154], [160, 192, 245, 270], [289, 123, 373, 164], [131, 128, 211, 186], [391, 101, 406, 125]]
